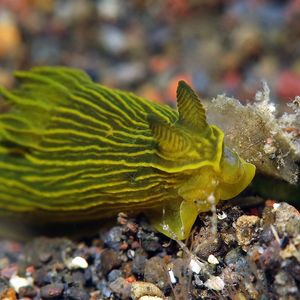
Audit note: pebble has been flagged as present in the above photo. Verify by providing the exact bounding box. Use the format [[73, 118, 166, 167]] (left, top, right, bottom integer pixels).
[[100, 249, 122, 275], [102, 226, 123, 250], [32, 268, 51, 287], [71, 270, 86, 286], [109, 277, 131, 300], [64, 286, 90, 300], [96, 279, 112, 298], [259, 240, 281, 269], [0, 278, 9, 292], [204, 276, 225, 291], [40, 283, 64, 299], [9, 274, 33, 293], [67, 256, 88, 270], [107, 269, 122, 283], [0, 287, 16, 300], [273, 203, 300, 237], [168, 269, 177, 284], [132, 253, 147, 276], [18, 286, 37, 298], [274, 271, 299, 297], [144, 257, 168, 290], [131, 281, 164, 300], [235, 215, 260, 251], [207, 254, 219, 265], [194, 228, 223, 259], [140, 234, 161, 253], [189, 258, 202, 274]]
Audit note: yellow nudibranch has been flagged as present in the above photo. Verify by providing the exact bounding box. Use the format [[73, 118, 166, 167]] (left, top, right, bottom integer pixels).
[[0, 67, 255, 239]]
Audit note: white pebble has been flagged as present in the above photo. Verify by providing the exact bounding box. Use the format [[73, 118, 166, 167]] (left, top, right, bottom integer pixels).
[[204, 276, 225, 291], [189, 258, 202, 274], [217, 212, 227, 220], [9, 274, 33, 293], [68, 256, 88, 269], [207, 254, 219, 265], [168, 270, 177, 284]]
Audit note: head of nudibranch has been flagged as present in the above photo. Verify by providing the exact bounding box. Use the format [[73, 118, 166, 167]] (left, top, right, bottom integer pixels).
[[149, 81, 256, 239]]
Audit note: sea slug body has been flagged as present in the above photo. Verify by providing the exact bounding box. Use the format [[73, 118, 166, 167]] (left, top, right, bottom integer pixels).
[[0, 67, 255, 239]]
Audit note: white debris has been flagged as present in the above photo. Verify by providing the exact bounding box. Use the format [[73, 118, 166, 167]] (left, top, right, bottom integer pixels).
[[204, 276, 225, 291], [9, 274, 33, 293], [217, 212, 227, 220], [263, 143, 277, 155], [207, 254, 219, 265], [273, 203, 281, 210], [68, 256, 88, 269], [168, 269, 177, 284], [127, 249, 135, 259], [189, 258, 202, 274]]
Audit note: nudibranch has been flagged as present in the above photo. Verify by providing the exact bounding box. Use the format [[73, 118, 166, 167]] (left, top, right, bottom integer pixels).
[[0, 67, 255, 239]]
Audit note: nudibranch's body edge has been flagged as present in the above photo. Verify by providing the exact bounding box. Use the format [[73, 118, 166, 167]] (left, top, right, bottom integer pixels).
[[0, 67, 256, 240]]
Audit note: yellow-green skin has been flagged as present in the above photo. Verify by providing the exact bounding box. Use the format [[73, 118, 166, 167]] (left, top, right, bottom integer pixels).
[[0, 67, 255, 239]]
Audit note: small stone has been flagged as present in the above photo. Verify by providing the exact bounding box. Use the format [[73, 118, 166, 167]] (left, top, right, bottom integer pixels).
[[64, 287, 90, 300], [286, 259, 300, 281], [40, 283, 64, 299], [97, 280, 112, 298], [224, 248, 244, 266], [132, 253, 147, 276], [259, 227, 273, 245], [235, 215, 260, 251], [189, 258, 202, 274], [168, 269, 177, 284], [18, 286, 37, 298], [131, 281, 164, 300], [107, 269, 122, 282], [9, 274, 33, 293], [207, 254, 219, 265], [102, 226, 123, 250], [280, 243, 300, 261], [127, 249, 135, 259], [100, 249, 122, 275], [71, 270, 86, 286], [217, 212, 227, 220], [109, 277, 131, 300], [194, 274, 203, 287], [67, 256, 88, 270], [194, 228, 223, 259], [0, 287, 16, 300], [140, 234, 161, 253], [0, 278, 16, 300], [274, 271, 299, 297], [33, 268, 51, 286], [259, 240, 281, 269], [204, 276, 225, 291], [144, 257, 168, 290], [0, 277, 9, 291], [273, 202, 300, 237], [121, 262, 133, 278]]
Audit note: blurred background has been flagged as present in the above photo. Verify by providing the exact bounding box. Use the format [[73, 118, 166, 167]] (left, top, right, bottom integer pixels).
[[0, 0, 300, 107]]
